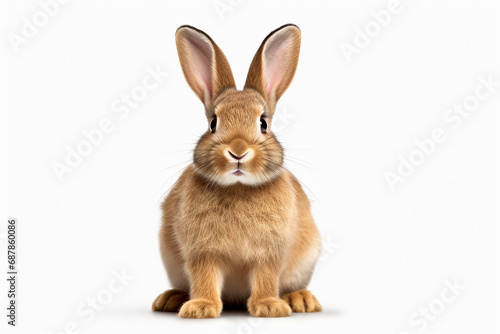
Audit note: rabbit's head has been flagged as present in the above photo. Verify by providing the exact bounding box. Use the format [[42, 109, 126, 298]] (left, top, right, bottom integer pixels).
[[175, 24, 301, 186]]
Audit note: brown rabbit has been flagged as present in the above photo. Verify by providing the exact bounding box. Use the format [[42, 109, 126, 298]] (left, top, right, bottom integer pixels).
[[152, 24, 322, 318]]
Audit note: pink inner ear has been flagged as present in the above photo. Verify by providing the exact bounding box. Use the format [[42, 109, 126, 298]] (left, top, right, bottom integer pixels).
[[187, 34, 213, 97], [264, 34, 291, 95]]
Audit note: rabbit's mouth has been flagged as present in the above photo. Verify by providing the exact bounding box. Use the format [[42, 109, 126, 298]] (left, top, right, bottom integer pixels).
[[232, 160, 245, 175], [232, 170, 244, 176]]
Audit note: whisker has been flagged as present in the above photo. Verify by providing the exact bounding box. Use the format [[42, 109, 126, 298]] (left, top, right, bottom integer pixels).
[[294, 175, 321, 207], [283, 159, 311, 169], [156, 166, 189, 205], [154, 159, 193, 175]]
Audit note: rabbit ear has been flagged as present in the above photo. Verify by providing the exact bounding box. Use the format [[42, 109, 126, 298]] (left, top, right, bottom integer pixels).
[[244, 24, 301, 112], [176, 25, 236, 110]]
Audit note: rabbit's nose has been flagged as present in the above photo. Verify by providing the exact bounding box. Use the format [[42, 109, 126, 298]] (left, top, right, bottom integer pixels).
[[227, 138, 251, 160], [228, 150, 248, 160]]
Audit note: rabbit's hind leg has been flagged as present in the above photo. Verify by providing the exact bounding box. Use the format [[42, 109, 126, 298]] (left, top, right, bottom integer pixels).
[[152, 289, 189, 312]]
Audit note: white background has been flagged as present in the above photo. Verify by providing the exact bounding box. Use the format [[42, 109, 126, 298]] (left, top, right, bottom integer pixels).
[[1, 0, 499, 333]]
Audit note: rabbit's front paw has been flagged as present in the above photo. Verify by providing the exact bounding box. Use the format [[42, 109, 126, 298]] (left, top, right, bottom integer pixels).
[[281, 290, 322, 312], [178, 298, 222, 318], [248, 297, 291, 317], [152, 289, 189, 312]]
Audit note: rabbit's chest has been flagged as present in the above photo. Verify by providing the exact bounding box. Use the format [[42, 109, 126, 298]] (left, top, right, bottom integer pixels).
[[177, 188, 296, 261]]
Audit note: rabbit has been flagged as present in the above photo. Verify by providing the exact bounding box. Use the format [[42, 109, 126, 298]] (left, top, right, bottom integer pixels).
[[152, 24, 322, 318]]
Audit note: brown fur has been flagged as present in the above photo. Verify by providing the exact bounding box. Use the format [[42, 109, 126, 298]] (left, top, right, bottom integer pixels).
[[152, 24, 322, 318]]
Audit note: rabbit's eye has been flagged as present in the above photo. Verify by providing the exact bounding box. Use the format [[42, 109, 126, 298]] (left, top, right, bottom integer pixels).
[[260, 117, 268, 133], [210, 116, 217, 133]]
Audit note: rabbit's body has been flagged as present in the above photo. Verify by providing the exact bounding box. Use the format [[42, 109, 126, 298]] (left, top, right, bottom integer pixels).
[[153, 24, 323, 318], [159, 163, 321, 305]]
